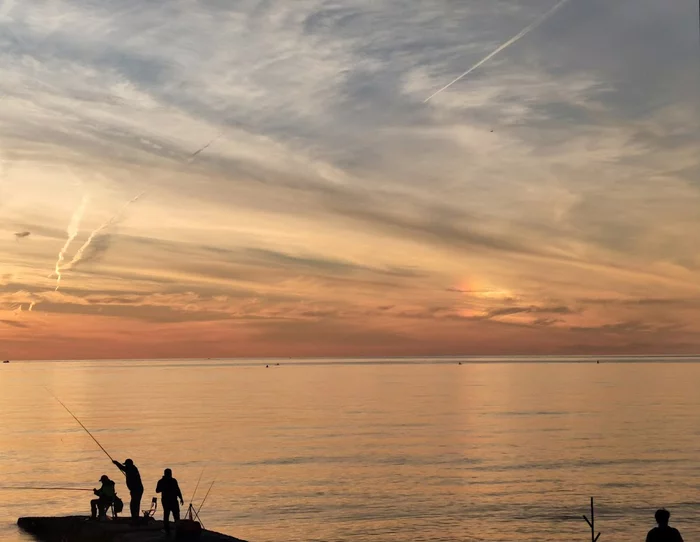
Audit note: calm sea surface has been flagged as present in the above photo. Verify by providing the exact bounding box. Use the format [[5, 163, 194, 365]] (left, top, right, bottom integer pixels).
[[2, 357, 700, 542]]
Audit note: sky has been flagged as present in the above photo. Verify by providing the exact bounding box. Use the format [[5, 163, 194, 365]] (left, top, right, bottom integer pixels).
[[0, 0, 699, 360]]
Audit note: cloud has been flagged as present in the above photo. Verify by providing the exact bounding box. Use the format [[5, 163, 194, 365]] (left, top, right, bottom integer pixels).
[[71, 233, 113, 267], [568, 320, 682, 335], [485, 305, 574, 318], [579, 297, 700, 307], [0, 319, 29, 328], [0, 0, 699, 357], [531, 317, 562, 327]]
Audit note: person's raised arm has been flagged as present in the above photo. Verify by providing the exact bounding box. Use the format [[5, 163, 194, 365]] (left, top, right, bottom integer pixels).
[[112, 460, 125, 472]]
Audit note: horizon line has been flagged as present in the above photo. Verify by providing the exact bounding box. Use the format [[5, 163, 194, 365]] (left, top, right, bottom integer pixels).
[[5, 353, 700, 363]]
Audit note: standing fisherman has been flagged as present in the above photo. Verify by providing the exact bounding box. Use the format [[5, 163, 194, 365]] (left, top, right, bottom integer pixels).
[[156, 468, 184, 535], [113, 459, 144, 523]]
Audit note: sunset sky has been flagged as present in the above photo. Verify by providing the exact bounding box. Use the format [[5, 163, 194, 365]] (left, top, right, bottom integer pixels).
[[1, 0, 698, 359]]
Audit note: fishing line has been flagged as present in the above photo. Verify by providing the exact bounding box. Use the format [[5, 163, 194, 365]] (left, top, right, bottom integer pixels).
[[0, 487, 94, 492]]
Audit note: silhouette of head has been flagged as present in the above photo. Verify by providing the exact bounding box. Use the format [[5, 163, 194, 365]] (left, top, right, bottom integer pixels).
[[655, 509, 671, 526], [125, 459, 134, 466], [164, 468, 172, 478], [100, 475, 110, 482]]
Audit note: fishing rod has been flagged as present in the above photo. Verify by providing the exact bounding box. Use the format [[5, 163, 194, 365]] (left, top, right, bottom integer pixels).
[[45, 388, 121, 472], [196, 479, 216, 517], [188, 466, 206, 508], [181, 466, 209, 530]]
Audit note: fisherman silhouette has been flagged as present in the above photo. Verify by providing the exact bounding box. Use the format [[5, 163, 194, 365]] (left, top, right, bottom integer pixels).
[[156, 468, 184, 535], [646, 509, 684, 542], [113, 458, 144, 523], [90, 475, 116, 520]]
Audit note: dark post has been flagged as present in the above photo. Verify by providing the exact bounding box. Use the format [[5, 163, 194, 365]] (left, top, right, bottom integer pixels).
[[582, 497, 601, 542]]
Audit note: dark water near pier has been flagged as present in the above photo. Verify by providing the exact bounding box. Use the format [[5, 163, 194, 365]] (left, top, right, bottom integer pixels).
[[1, 357, 700, 542]]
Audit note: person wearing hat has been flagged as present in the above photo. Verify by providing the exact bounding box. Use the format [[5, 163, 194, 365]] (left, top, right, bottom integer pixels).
[[156, 468, 184, 535], [90, 475, 116, 520], [113, 458, 144, 522]]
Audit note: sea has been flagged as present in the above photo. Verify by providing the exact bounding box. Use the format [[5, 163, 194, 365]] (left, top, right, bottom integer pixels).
[[1, 356, 700, 542]]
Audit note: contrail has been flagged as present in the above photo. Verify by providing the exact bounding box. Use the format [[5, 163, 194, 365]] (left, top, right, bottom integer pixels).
[[64, 192, 145, 272], [54, 195, 89, 291], [188, 131, 225, 163], [424, 0, 573, 103]]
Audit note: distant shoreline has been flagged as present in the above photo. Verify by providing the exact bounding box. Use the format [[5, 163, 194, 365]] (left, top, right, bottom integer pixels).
[[6, 354, 700, 364]]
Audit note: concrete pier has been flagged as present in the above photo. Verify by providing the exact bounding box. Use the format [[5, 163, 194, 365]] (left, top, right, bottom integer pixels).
[[18, 516, 248, 542]]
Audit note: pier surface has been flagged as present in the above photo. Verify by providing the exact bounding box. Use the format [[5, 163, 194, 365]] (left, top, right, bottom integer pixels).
[[18, 516, 248, 542]]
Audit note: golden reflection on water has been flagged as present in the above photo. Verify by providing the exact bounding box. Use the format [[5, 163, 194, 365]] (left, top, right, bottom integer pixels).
[[1, 359, 700, 542]]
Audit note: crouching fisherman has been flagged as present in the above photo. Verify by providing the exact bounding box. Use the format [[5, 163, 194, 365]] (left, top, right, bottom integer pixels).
[[113, 458, 144, 523], [90, 475, 116, 519], [156, 468, 184, 535]]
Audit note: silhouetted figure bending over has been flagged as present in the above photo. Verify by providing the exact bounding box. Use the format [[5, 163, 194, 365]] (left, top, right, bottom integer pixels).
[[90, 475, 116, 520], [646, 509, 684, 542], [113, 458, 144, 522], [156, 468, 184, 535]]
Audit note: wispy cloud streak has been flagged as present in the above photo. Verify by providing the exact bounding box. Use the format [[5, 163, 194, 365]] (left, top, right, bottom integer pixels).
[[53, 195, 89, 291], [64, 192, 145, 274], [424, 0, 574, 103], [188, 132, 225, 163]]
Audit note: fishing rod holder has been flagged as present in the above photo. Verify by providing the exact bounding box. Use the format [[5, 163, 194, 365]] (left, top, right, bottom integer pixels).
[[185, 503, 203, 524]]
